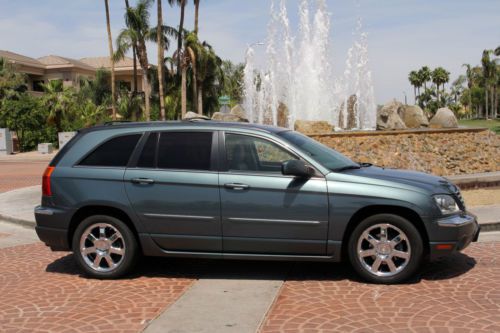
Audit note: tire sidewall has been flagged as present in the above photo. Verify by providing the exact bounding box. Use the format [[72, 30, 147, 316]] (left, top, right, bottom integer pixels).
[[348, 214, 423, 284], [72, 215, 138, 279]]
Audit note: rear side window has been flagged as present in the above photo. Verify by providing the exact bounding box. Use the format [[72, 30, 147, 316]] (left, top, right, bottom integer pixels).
[[157, 132, 212, 170], [79, 134, 141, 167]]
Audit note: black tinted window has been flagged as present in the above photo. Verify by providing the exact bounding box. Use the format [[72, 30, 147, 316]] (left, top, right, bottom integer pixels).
[[158, 132, 212, 170], [137, 133, 157, 168], [79, 134, 141, 167]]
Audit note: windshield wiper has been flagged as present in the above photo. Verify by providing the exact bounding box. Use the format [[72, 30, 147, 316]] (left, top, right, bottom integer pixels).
[[333, 164, 361, 172]]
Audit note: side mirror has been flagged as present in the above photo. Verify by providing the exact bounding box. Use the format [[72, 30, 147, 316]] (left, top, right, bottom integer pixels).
[[281, 160, 315, 178]]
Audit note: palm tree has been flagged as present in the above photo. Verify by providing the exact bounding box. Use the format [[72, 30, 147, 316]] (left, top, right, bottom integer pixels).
[[419, 66, 431, 90], [40, 80, 74, 133], [184, 31, 199, 113], [462, 64, 474, 116], [408, 70, 419, 103], [194, 0, 200, 35], [157, 0, 166, 120], [481, 50, 493, 119], [104, 0, 116, 120], [431, 67, 450, 104], [115, 0, 176, 120], [124, 0, 138, 95], [168, 0, 186, 74]]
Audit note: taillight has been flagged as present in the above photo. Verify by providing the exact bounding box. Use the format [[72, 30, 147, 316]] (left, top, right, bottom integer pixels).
[[42, 166, 55, 196]]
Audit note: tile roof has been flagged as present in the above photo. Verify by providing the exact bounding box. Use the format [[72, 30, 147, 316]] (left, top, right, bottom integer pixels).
[[0, 50, 45, 68], [80, 56, 139, 69], [37, 55, 95, 71]]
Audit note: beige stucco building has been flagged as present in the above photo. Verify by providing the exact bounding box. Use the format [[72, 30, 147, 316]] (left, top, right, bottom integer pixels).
[[0, 50, 146, 96]]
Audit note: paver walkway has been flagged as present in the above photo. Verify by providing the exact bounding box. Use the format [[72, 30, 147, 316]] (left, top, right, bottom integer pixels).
[[260, 242, 500, 333], [0, 242, 195, 333]]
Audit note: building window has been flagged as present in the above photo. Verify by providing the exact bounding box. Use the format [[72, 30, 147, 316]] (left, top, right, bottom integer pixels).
[[33, 80, 45, 92]]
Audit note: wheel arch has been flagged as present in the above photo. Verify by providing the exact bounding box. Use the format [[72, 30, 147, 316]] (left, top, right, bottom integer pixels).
[[340, 205, 430, 261], [68, 205, 141, 250]]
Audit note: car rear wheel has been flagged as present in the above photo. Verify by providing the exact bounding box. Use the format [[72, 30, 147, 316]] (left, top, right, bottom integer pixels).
[[72, 215, 138, 279], [348, 214, 423, 284]]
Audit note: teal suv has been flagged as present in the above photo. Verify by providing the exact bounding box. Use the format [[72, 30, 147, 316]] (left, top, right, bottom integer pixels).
[[35, 121, 480, 283]]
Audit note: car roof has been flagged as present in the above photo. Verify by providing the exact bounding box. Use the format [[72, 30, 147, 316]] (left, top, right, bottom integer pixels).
[[79, 120, 289, 135]]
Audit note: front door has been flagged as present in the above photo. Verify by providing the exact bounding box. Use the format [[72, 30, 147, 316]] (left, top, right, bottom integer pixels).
[[219, 132, 329, 255], [124, 131, 221, 252]]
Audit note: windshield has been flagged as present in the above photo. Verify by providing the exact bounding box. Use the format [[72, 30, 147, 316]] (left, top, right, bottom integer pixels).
[[278, 131, 359, 171]]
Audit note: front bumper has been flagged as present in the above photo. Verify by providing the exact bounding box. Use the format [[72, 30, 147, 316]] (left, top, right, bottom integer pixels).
[[429, 212, 480, 260]]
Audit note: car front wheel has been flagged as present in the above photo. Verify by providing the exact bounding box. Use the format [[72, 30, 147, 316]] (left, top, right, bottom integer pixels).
[[348, 214, 423, 284], [72, 215, 138, 279]]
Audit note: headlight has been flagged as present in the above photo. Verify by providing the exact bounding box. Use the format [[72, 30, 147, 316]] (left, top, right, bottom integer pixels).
[[434, 194, 460, 215]]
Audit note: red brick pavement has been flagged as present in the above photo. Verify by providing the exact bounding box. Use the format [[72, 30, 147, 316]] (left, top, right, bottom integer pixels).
[[260, 242, 500, 333], [0, 161, 47, 193], [0, 243, 195, 333]]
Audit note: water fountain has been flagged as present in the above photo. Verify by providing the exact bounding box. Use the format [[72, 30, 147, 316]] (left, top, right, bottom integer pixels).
[[243, 0, 377, 130]]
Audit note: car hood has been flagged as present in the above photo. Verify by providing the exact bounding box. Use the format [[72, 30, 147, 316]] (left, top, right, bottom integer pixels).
[[331, 166, 456, 194]]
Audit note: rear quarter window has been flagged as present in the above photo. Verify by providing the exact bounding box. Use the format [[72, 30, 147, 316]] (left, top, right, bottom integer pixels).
[[78, 134, 141, 167]]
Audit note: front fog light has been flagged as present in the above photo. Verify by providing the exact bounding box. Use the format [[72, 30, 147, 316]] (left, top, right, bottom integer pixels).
[[434, 194, 460, 215]]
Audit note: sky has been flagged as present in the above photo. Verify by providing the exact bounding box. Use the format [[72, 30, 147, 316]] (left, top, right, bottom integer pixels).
[[0, 0, 499, 104]]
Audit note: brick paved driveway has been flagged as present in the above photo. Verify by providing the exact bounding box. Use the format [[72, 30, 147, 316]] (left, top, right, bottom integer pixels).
[[260, 242, 500, 333], [0, 242, 194, 333], [0, 160, 47, 193]]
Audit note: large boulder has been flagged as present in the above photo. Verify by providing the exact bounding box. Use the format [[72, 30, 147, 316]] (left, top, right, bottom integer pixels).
[[212, 112, 248, 122], [277, 102, 289, 128], [346, 94, 358, 130], [230, 104, 246, 118], [182, 111, 209, 120], [398, 105, 429, 128], [294, 120, 333, 134], [429, 108, 458, 128], [376, 100, 406, 130]]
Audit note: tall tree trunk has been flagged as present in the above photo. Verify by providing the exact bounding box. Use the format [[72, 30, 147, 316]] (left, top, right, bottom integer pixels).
[[177, 0, 185, 75], [491, 86, 495, 119], [157, 0, 166, 120], [104, 0, 116, 120], [494, 85, 498, 118], [413, 86, 416, 104], [197, 84, 203, 115], [181, 64, 187, 117], [124, 0, 138, 95], [485, 87, 489, 119], [143, 71, 150, 120], [194, 0, 199, 35]]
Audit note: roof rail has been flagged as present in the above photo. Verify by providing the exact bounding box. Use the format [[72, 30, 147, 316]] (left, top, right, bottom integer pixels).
[[103, 120, 132, 126]]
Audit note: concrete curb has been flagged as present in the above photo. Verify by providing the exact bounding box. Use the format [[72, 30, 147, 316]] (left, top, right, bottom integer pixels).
[[0, 213, 35, 229]]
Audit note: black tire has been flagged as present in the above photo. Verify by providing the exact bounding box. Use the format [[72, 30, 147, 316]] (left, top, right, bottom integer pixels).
[[347, 214, 423, 284], [72, 215, 138, 279]]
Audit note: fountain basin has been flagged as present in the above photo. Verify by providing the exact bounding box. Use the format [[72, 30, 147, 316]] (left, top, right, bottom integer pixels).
[[309, 128, 500, 176]]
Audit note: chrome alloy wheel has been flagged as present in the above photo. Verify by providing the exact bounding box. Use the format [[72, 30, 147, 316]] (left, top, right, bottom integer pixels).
[[356, 223, 411, 277], [79, 223, 126, 272]]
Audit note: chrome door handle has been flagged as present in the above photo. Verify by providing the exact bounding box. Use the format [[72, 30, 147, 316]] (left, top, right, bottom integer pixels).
[[131, 178, 155, 185], [224, 183, 250, 190]]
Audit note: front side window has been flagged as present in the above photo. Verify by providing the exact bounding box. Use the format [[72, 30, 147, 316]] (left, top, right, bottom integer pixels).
[[79, 134, 141, 167], [225, 133, 297, 173], [157, 132, 213, 170]]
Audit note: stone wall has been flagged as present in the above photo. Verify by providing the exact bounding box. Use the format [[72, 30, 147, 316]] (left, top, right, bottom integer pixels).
[[309, 128, 500, 176]]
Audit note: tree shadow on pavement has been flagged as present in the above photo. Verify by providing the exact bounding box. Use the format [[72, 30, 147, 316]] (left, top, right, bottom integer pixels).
[[46, 251, 476, 284]]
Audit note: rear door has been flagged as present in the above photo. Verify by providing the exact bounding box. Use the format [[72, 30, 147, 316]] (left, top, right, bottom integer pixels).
[[124, 130, 222, 253]]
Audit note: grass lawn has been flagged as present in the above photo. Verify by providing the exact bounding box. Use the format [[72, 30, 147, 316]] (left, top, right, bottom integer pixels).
[[458, 119, 500, 134]]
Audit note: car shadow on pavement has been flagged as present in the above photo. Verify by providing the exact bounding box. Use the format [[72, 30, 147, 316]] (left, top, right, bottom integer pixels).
[[45, 251, 476, 284]]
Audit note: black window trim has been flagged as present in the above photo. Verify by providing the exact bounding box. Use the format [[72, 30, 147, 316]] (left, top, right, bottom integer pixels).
[[128, 129, 218, 172], [219, 130, 324, 178], [74, 132, 144, 169]]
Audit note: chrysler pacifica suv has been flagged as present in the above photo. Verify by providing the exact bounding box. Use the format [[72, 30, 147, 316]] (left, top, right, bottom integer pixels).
[[35, 121, 480, 283]]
